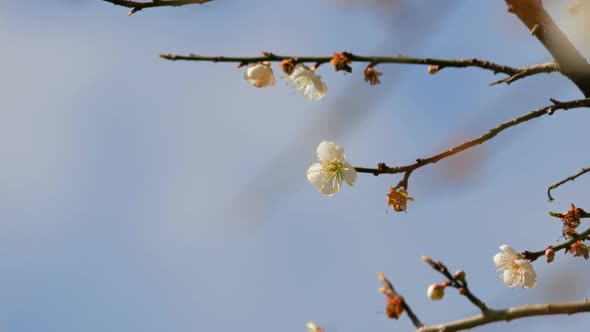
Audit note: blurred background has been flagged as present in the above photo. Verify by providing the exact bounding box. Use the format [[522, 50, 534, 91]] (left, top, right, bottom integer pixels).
[[0, 0, 589, 331]]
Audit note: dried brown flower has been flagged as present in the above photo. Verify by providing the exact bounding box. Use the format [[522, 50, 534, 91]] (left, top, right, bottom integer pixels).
[[330, 52, 352, 73]]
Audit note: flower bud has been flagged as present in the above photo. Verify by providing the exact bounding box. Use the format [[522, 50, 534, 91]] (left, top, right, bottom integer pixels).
[[422, 256, 433, 264], [427, 283, 445, 301], [454, 270, 466, 282], [243, 62, 276, 88], [306, 321, 325, 332], [545, 247, 555, 263], [428, 65, 440, 74]]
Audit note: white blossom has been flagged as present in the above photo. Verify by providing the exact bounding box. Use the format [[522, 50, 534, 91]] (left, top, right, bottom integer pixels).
[[243, 63, 276, 88], [493, 245, 537, 288], [307, 141, 357, 196], [286, 64, 327, 100]]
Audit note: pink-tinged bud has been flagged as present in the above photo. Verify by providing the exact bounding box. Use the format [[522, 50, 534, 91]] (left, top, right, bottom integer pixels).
[[427, 283, 445, 301], [545, 247, 555, 263], [454, 270, 466, 282], [428, 65, 440, 74], [442, 280, 452, 287], [458, 287, 466, 295]]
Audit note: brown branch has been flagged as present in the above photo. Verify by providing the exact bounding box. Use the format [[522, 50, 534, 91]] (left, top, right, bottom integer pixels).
[[354, 98, 590, 176], [489, 62, 558, 86], [547, 167, 590, 201], [523, 226, 590, 261], [160, 52, 524, 76], [422, 256, 489, 313], [416, 299, 590, 332], [505, 0, 590, 96], [102, 0, 212, 16], [377, 272, 423, 328]]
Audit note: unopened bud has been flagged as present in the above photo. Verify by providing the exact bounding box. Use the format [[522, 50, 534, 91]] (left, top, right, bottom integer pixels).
[[427, 283, 445, 301], [428, 65, 440, 74], [545, 247, 555, 263], [422, 256, 433, 264], [458, 287, 466, 295], [454, 270, 466, 282]]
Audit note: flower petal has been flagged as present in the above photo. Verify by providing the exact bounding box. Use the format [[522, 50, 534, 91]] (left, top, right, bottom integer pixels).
[[493, 252, 512, 268], [515, 259, 538, 288], [287, 64, 327, 100], [341, 160, 357, 185], [503, 269, 518, 287], [499, 245, 518, 257], [307, 163, 327, 188], [318, 173, 341, 196], [316, 141, 343, 162], [307, 163, 341, 196]]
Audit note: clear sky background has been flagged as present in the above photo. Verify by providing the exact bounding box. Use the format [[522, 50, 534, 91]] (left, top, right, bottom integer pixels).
[[1, 1, 589, 332]]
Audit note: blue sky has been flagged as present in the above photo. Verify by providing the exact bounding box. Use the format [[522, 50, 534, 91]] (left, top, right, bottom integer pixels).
[[0, 1, 589, 332]]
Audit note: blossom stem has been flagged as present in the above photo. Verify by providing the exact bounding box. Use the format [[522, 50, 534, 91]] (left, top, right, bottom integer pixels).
[[354, 98, 590, 177]]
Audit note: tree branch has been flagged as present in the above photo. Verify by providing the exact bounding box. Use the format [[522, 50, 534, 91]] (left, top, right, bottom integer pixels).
[[102, 0, 212, 16], [160, 52, 526, 76], [523, 226, 590, 261], [505, 0, 590, 96], [547, 167, 590, 201], [489, 62, 558, 86], [354, 98, 590, 176], [417, 299, 590, 332], [377, 272, 424, 328]]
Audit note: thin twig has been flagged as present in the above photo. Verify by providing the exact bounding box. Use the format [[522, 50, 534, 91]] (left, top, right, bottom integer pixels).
[[422, 257, 488, 312], [354, 98, 590, 176], [417, 299, 590, 332], [377, 272, 424, 328], [102, 0, 212, 16], [523, 226, 590, 261], [505, 0, 590, 96], [160, 52, 523, 76], [489, 62, 558, 86], [547, 167, 590, 201]]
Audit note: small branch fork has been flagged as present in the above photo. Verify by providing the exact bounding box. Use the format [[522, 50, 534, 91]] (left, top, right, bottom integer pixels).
[[547, 167, 590, 201], [490, 62, 558, 86], [505, 0, 590, 96], [102, 0, 212, 16], [382, 258, 590, 332], [421, 257, 488, 312], [354, 98, 590, 183], [160, 52, 557, 84]]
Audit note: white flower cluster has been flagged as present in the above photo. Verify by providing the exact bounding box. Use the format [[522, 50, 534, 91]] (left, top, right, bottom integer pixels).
[[244, 63, 327, 100]]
